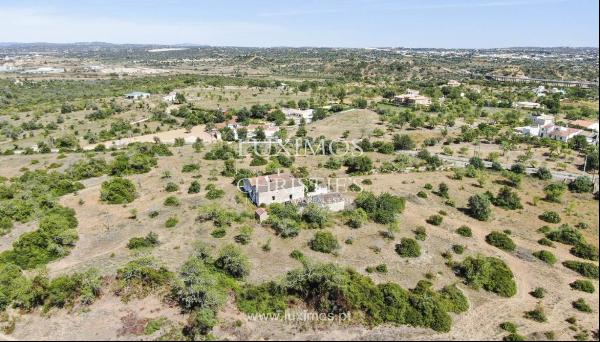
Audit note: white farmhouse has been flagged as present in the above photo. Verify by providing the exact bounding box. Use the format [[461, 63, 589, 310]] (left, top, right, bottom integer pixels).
[[281, 108, 314, 124], [242, 173, 305, 206], [540, 124, 582, 143]]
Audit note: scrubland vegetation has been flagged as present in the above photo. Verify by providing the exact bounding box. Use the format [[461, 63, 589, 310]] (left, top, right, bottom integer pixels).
[[0, 44, 598, 341]]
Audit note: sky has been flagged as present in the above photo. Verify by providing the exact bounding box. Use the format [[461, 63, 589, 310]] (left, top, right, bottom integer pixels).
[[0, 0, 598, 48]]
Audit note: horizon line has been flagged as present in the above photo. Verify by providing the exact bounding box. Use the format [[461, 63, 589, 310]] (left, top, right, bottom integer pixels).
[[0, 41, 598, 50]]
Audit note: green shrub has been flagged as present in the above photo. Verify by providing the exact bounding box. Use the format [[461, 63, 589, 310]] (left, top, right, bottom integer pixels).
[[163, 196, 180, 207], [414, 226, 427, 241], [354, 191, 405, 224], [43, 269, 103, 310], [539, 211, 561, 223], [164, 182, 179, 192], [375, 264, 388, 273], [186, 307, 217, 337], [452, 244, 465, 254], [499, 321, 517, 333], [572, 298, 592, 313], [302, 203, 329, 228], [568, 176, 594, 193], [144, 317, 167, 335], [205, 184, 225, 200], [456, 255, 517, 297], [270, 218, 300, 238], [344, 208, 368, 229], [182, 163, 200, 173], [537, 238, 554, 247], [204, 143, 239, 160], [344, 155, 373, 174], [0, 206, 79, 269], [569, 279, 595, 293], [492, 186, 523, 210], [456, 225, 472, 237], [234, 226, 252, 245], [544, 183, 566, 203], [570, 243, 599, 261], [467, 194, 492, 221], [214, 245, 250, 279], [503, 333, 525, 341], [236, 282, 290, 315], [211, 228, 226, 238], [127, 232, 160, 249], [535, 167, 552, 180], [533, 250, 557, 265], [0, 217, 13, 236], [546, 225, 584, 245], [562, 261, 599, 279], [165, 216, 179, 228], [485, 231, 516, 252], [115, 258, 173, 301], [529, 287, 546, 298], [524, 305, 547, 322], [395, 238, 421, 258], [426, 214, 443, 226], [309, 231, 340, 254], [100, 177, 136, 204], [188, 181, 201, 194], [281, 263, 466, 332], [171, 255, 233, 313]]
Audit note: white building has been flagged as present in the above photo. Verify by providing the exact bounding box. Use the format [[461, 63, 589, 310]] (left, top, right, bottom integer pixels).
[[529, 113, 554, 126], [514, 101, 541, 109], [534, 86, 547, 97], [302, 192, 346, 212], [125, 91, 150, 100], [570, 120, 599, 133], [394, 90, 432, 107], [242, 173, 305, 206], [540, 124, 582, 143], [281, 108, 314, 124], [21, 67, 65, 74], [514, 125, 541, 137], [162, 92, 177, 103]]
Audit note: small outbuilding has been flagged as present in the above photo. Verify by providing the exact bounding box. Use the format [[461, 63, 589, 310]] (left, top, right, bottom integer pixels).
[[255, 208, 269, 223]]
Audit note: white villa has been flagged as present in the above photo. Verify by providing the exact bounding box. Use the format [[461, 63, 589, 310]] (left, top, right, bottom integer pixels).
[[540, 124, 582, 142], [394, 90, 432, 107], [281, 108, 314, 124]]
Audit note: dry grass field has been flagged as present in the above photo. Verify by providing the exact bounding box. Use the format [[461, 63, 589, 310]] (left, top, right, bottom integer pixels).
[[1, 133, 597, 340]]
